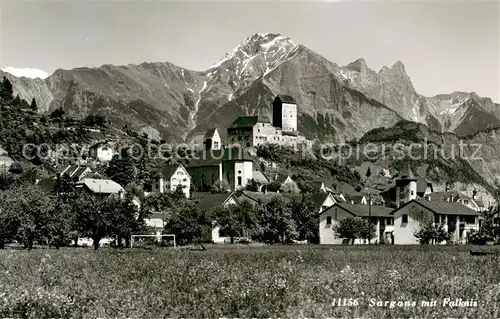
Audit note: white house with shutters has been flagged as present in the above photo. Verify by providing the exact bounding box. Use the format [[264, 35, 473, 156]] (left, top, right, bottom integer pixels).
[[152, 164, 191, 198]]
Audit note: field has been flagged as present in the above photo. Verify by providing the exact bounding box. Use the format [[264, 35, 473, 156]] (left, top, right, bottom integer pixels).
[[0, 245, 499, 318]]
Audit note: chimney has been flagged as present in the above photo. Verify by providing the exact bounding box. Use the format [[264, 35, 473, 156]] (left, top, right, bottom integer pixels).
[[472, 189, 478, 200], [445, 185, 450, 192]]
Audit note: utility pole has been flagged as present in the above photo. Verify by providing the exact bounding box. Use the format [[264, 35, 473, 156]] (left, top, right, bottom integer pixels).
[[368, 193, 372, 245]]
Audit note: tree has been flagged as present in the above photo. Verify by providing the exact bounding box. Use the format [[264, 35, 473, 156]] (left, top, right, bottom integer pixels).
[[30, 98, 38, 111], [0, 77, 13, 103], [289, 195, 318, 242], [213, 201, 257, 244], [49, 107, 65, 119], [73, 192, 112, 250], [414, 220, 451, 244], [0, 184, 56, 249], [107, 194, 147, 247], [211, 180, 229, 193], [366, 167, 372, 177], [257, 197, 297, 244], [106, 150, 136, 188], [164, 200, 212, 245], [333, 217, 375, 244]]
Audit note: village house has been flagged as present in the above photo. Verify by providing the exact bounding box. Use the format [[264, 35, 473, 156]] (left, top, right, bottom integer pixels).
[[186, 147, 253, 191], [57, 165, 93, 181], [226, 95, 311, 149], [250, 170, 269, 191], [0, 146, 14, 174], [89, 141, 115, 162], [152, 164, 191, 198], [318, 203, 394, 245], [75, 178, 125, 199], [192, 192, 240, 243], [416, 177, 434, 197], [203, 128, 222, 151], [390, 199, 480, 244], [266, 173, 299, 192]]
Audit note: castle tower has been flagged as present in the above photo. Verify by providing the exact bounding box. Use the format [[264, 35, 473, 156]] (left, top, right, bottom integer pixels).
[[395, 166, 417, 207], [272, 94, 297, 133]]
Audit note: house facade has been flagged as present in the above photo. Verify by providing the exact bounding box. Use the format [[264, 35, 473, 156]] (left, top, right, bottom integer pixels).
[[318, 203, 394, 245], [186, 147, 253, 191], [89, 142, 115, 162], [391, 199, 480, 245], [152, 164, 191, 198], [193, 192, 239, 243], [203, 128, 222, 151]]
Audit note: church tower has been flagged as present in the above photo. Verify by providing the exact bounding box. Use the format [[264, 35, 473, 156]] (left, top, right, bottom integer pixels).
[[395, 166, 417, 207]]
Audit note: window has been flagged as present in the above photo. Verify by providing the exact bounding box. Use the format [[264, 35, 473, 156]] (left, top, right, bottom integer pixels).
[[410, 190, 414, 196], [462, 215, 476, 224], [326, 216, 332, 225], [258, 129, 260, 132], [238, 170, 241, 174], [464, 200, 469, 205], [214, 141, 219, 148], [401, 214, 408, 224], [183, 178, 187, 182], [237, 176, 242, 186], [434, 214, 440, 223], [177, 171, 183, 175], [386, 218, 393, 226], [399, 187, 405, 193]]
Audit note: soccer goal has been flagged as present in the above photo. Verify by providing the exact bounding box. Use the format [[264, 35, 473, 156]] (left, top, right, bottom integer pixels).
[[130, 234, 176, 248]]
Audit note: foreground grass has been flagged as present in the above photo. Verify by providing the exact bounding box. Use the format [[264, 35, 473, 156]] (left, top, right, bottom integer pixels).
[[0, 245, 499, 318]]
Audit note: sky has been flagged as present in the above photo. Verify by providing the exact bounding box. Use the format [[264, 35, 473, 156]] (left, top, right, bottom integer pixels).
[[1, 0, 499, 102]]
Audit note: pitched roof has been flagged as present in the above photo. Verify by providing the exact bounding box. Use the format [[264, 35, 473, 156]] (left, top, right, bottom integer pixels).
[[276, 94, 296, 104], [390, 199, 479, 216], [192, 192, 236, 211], [160, 164, 190, 179], [475, 200, 486, 207], [252, 171, 269, 184], [237, 191, 301, 205], [186, 147, 253, 167], [320, 203, 393, 218], [310, 192, 332, 210], [89, 141, 112, 149], [76, 178, 124, 194], [229, 116, 268, 129], [416, 177, 432, 193], [400, 166, 416, 180], [427, 191, 457, 201], [204, 128, 218, 139], [274, 174, 293, 185]]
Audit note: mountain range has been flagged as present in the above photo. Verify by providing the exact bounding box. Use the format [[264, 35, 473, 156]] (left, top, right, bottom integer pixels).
[[1, 32, 499, 144]]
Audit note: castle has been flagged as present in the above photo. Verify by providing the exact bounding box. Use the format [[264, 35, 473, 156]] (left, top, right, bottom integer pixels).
[[219, 94, 311, 150], [186, 94, 312, 192]]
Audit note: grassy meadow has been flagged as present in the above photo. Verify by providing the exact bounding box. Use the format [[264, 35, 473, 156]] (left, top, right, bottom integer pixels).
[[0, 245, 499, 318]]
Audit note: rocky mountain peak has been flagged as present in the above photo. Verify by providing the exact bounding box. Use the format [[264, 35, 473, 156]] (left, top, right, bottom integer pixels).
[[346, 58, 368, 72], [208, 33, 298, 71]]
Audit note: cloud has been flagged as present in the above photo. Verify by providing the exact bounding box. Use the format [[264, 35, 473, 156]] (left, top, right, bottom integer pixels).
[[1, 67, 50, 79]]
